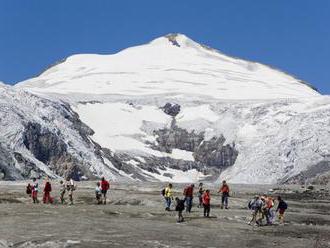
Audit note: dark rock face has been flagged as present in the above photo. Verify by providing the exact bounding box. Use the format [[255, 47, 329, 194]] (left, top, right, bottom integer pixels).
[[161, 103, 181, 117], [0, 145, 22, 180], [194, 137, 238, 168], [165, 34, 181, 47], [154, 125, 203, 153], [153, 123, 238, 170], [21, 121, 92, 181], [23, 122, 67, 164]]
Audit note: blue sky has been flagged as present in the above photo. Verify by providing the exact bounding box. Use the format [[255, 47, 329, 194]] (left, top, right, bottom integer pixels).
[[0, 0, 329, 94]]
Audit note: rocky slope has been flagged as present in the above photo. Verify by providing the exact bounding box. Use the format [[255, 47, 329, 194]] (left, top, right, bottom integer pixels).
[[2, 33, 328, 184]]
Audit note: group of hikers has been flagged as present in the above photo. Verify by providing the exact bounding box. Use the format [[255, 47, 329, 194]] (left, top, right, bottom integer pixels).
[[26, 177, 110, 205], [26, 177, 288, 226], [162, 180, 231, 223], [247, 195, 288, 226], [162, 180, 288, 225]]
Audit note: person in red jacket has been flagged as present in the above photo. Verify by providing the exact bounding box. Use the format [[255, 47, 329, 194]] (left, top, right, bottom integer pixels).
[[100, 177, 110, 205], [202, 190, 211, 217], [218, 180, 230, 209], [183, 184, 194, 213], [43, 179, 53, 204]]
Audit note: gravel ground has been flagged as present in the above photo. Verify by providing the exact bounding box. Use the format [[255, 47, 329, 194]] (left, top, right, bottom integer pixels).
[[0, 181, 329, 248]]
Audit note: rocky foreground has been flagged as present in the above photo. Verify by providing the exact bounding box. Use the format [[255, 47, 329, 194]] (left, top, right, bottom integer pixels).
[[0, 182, 329, 248]]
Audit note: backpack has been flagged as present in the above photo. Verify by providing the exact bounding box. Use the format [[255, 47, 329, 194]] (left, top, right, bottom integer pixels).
[[26, 184, 32, 195], [248, 200, 253, 210], [175, 200, 185, 211], [161, 188, 166, 196], [282, 201, 288, 210]]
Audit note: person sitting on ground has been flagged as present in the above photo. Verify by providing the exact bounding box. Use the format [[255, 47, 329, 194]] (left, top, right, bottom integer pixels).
[[218, 180, 230, 209], [164, 183, 173, 211], [197, 183, 204, 208], [43, 179, 53, 204], [183, 184, 194, 213], [31, 178, 39, 204], [248, 195, 264, 226], [59, 180, 66, 204], [95, 182, 102, 204], [276, 196, 288, 225], [202, 189, 211, 217], [100, 177, 110, 205], [175, 197, 185, 223]]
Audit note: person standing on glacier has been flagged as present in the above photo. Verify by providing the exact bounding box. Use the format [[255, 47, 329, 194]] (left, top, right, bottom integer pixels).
[[218, 180, 230, 209], [100, 177, 110, 204], [183, 184, 194, 213], [197, 183, 204, 208], [31, 178, 39, 204], [43, 178, 53, 204], [164, 183, 173, 211]]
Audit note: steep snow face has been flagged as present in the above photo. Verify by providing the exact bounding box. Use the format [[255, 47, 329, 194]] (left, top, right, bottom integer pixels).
[[17, 34, 318, 100], [14, 34, 329, 184]]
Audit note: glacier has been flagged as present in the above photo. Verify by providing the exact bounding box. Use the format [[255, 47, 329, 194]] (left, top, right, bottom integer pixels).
[[0, 33, 328, 184]]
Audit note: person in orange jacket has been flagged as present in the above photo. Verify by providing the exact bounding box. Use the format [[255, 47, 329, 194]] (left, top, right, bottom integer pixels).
[[218, 180, 230, 209], [202, 189, 211, 217]]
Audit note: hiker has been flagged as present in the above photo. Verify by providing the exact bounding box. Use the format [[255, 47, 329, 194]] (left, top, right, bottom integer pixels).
[[100, 177, 110, 205], [59, 180, 66, 204], [26, 183, 32, 197], [164, 183, 173, 211], [183, 184, 194, 213], [67, 178, 76, 205], [202, 189, 211, 217], [197, 183, 204, 208], [175, 197, 185, 223], [31, 178, 39, 204], [95, 182, 102, 204], [264, 196, 275, 225], [43, 179, 53, 204], [276, 196, 288, 225], [248, 195, 264, 226], [218, 180, 230, 209]]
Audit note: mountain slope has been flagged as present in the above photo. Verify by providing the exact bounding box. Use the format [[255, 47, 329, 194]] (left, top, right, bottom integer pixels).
[[12, 33, 330, 184]]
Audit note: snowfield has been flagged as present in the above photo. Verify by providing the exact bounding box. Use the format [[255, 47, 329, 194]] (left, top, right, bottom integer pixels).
[[9, 33, 330, 184]]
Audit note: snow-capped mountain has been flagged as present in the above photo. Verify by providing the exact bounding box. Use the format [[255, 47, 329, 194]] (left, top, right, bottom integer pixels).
[[4, 33, 329, 184]]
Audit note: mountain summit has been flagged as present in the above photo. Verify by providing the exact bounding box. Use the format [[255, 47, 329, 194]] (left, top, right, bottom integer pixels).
[[17, 34, 318, 100]]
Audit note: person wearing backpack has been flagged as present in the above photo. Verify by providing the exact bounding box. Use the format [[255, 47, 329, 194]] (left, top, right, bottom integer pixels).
[[276, 196, 288, 224], [202, 189, 211, 217], [43, 179, 53, 204], [31, 178, 39, 204], [183, 184, 194, 213], [164, 183, 173, 211], [175, 197, 185, 223], [248, 195, 264, 226], [218, 180, 230, 209], [100, 177, 110, 205], [197, 183, 204, 208]]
